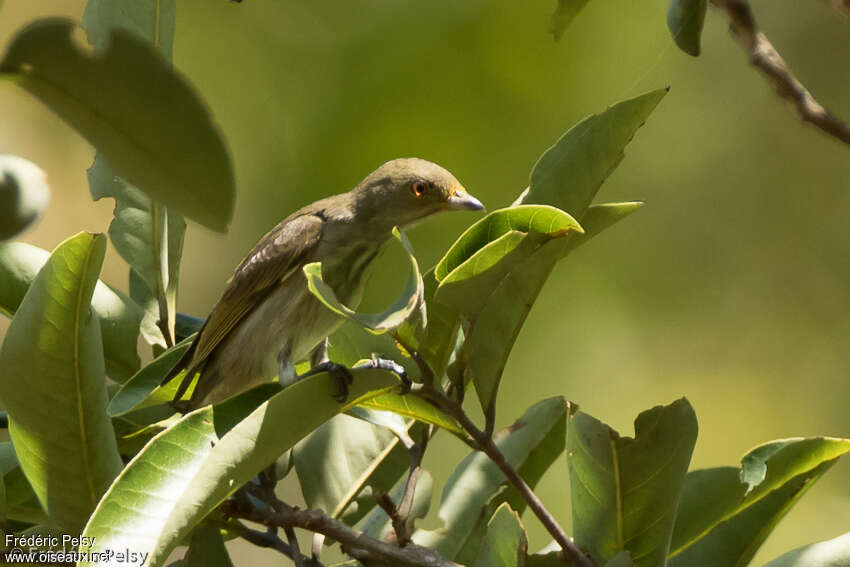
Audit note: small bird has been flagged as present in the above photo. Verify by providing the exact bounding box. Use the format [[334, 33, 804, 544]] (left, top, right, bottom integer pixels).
[[163, 158, 484, 408]]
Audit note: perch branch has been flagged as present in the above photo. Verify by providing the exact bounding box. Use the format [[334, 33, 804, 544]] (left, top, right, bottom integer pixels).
[[711, 0, 850, 146]]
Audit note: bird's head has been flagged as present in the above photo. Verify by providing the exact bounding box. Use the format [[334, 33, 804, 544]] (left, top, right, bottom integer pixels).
[[352, 158, 484, 228]]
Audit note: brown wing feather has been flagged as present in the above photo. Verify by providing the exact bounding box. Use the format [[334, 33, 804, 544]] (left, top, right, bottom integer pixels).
[[162, 213, 323, 387]]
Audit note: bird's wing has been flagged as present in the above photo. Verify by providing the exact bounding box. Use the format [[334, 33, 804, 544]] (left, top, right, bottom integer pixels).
[[184, 213, 324, 373]]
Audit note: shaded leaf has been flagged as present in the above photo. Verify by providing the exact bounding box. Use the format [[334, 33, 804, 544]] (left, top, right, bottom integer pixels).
[[107, 336, 194, 417], [667, 0, 708, 57], [0, 240, 141, 380], [0, 232, 122, 532], [669, 437, 850, 567], [82, 0, 176, 60], [473, 503, 528, 567], [763, 532, 850, 567], [81, 369, 398, 567], [568, 398, 698, 567], [0, 19, 234, 231], [305, 227, 423, 332], [357, 393, 464, 438], [185, 523, 234, 567], [519, 88, 667, 219], [412, 397, 567, 560], [0, 155, 50, 241], [0, 441, 45, 525], [549, 0, 591, 41]]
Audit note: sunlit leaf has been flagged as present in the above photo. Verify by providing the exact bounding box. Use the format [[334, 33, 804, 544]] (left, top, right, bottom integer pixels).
[[184, 523, 234, 567], [305, 227, 423, 333], [763, 532, 850, 567], [568, 398, 698, 567], [549, 0, 591, 41], [0, 232, 122, 532], [81, 369, 398, 567], [0, 240, 141, 380]]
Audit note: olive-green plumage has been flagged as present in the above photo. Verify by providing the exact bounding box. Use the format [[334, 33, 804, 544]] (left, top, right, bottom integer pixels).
[[163, 158, 483, 408]]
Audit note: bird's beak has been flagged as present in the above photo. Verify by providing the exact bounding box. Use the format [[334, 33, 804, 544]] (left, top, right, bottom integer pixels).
[[447, 189, 485, 212]]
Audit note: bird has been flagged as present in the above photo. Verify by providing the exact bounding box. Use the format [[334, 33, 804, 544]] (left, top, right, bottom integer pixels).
[[162, 157, 484, 409]]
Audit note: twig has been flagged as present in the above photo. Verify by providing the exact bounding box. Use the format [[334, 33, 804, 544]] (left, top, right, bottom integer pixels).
[[711, 0, 850, 146], [239, 523, 326, 566], [285, 524, 305, 567], [824, 0, 850, 17], [227, 485, 461, 567], [374, 490, 410, 545]]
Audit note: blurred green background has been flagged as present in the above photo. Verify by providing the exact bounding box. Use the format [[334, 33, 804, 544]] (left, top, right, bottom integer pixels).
[[1, 0, 849, 563]]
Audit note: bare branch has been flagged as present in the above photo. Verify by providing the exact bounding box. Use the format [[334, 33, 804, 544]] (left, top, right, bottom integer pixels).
[[225, 485, 461, 567], [711, 0, 850, 146]]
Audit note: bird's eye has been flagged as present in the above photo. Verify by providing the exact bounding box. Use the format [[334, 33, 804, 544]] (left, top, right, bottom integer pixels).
[[412, 181, 427, 197]]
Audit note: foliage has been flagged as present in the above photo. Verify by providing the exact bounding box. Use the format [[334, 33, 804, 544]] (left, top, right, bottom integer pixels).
[[0, 3, 847, 567]]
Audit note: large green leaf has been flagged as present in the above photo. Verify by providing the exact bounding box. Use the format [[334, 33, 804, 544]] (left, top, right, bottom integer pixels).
[[0, 155, 50, 241], [81, 368, 399, 567], [82, 2, 185, 346], [568, 398, 698, 567], [667, 0, 708, 57], [305, 227, 423, 332], [412, 397, 568, 560], [473, 503, 528, 567], [763, 532, 850, 567], [668, 437, 850, 567], [518, 88, 667, 219], [0, 232, 123, 532], [0, 19, 234, 232], [0, 240, 141, 380], [357, 392, 464, 438], [434, 206, 582, 317], [549, 0, 591, 41], [294, 413, 401, 519]]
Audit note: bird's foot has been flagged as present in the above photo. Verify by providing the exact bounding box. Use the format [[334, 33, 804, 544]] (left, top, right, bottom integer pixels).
[[306, 361, 354, 403], [353, 356, 411, 395]]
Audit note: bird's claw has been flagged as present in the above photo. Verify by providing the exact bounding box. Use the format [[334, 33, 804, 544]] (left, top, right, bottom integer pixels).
[[310, 361, 354, 403], [354, 357, 411, 395]]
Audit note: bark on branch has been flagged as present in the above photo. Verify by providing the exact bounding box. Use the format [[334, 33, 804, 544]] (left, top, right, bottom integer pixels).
[[711, 0, 850, 146]]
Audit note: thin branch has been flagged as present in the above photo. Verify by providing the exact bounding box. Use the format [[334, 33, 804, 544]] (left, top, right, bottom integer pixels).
[[239, 523, 325, 566], [824, 0, 850, 18], [226, 485, 461, 567], [711, 0, 850, 146], [374, 490, 410, 545]]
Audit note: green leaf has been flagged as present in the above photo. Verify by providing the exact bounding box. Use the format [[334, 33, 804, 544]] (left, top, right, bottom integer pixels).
[[763, 532, 850, 567], [464, 238, 567, 417], [0, 442, 46, 525], [0, 19, 234, 231], [473, 503, 528, 567], [81, 368, 398, 567], [107, 336, 193, 417], [184, 523, 234, 567], [0, 155, 50, 241], [549, 0, 590, 41], [328, 320, 417, 378], [668, 437, 850, 567], [412, 397, 568, 560], [0, 232, 123, 532], [456, 396, 569, 565], [82, 2, 185, 346], [305, 227, 423, 332], [667, 0, 708, 57], [435, 205, 582, 284], [519, 88, 668, 219], [0, 240, 141, 380], [568, 398, 698, 567], [357, 392, 464, 438], [417, 268, 462, 378], [294, 413, 400, 518], [560, 201, 644, 256]]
